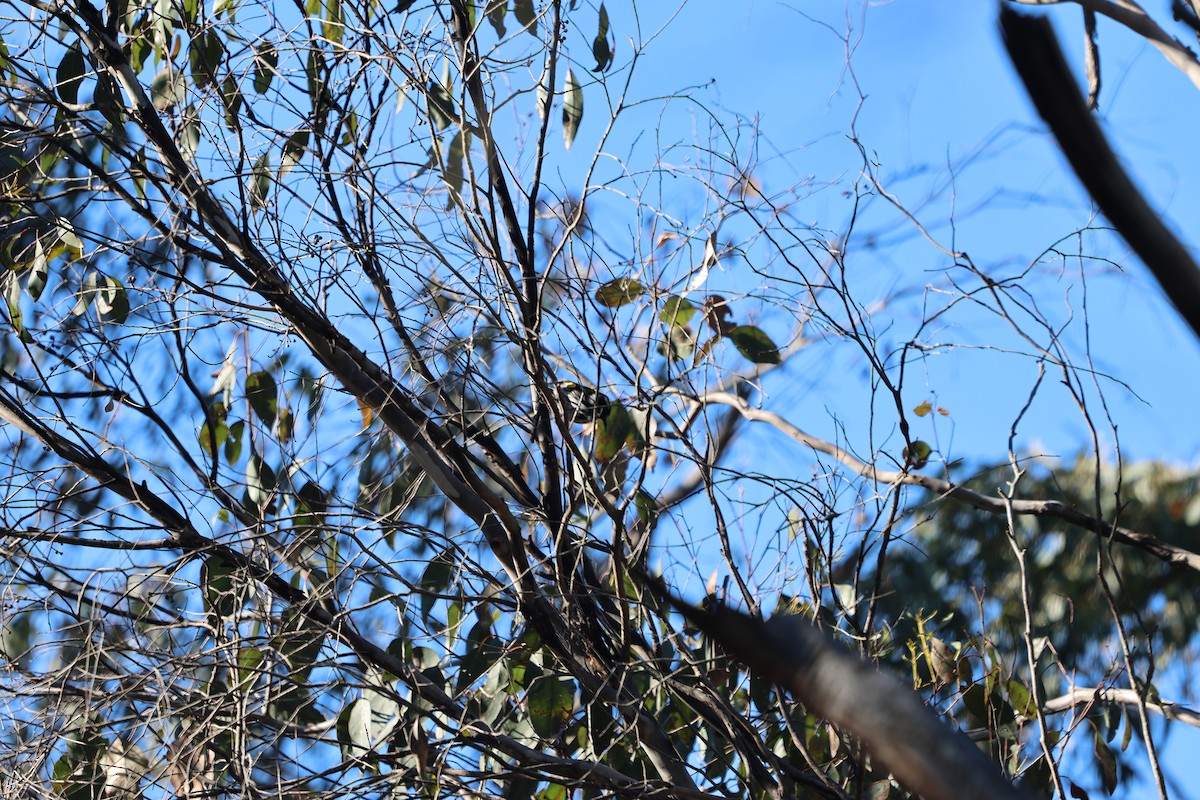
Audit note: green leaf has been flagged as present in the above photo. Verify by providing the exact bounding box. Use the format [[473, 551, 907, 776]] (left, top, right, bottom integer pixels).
[[659, 295, 695, 326], [486, 0, 506, 36], [419, 550, 455, 619], [189, 31, 223, 88], [727, 325, 780, 364], [92, 72, 125, 128], [279, 129, 309, 178], [72, 271, 98, 316], [95, 275, 130, 324], [537, 785, 568, 800], [1094, 733, 1118, 795], [595, 402, 633, 462], [6, 274, 31, 343], [276, 604, 324, 682], [56, 42, 87, 105], [592, 3, 613, 72], [903, 440, 932, 469], [428, 78, 455, 131], [26, 240, 48, 300], [1006, 679, 1036, 718], [220, 75, 242, 130], [323, 0, 343, 45], [527, 673, 575, 737], [594, 277, 643, 308], [249, 151, 271, 209], [246, 450, 277, 509], [150, 68, 186, 112], [442, 130, 466, 198], [201, 555, 239, 619], [199, 401, 229, 457], [253, 42, 278, 93], [245, 370, 278, 428], [913, 400, 933, 417], [562, 68, 582, 150], [224, 419, 245, 464], [513, 0, 535, 34]]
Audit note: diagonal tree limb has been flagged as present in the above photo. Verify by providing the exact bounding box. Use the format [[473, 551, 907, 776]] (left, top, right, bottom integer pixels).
[[1001, 5, 1200, 340], [699, 390, 1200, 572], [637, 572, 1035, 800]]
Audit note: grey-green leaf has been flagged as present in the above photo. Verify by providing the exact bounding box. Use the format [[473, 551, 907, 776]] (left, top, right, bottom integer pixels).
[[562, 68, 582, 150]]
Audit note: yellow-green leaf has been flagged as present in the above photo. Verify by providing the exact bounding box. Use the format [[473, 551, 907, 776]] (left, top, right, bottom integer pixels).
[[595, 277, 643, 308]]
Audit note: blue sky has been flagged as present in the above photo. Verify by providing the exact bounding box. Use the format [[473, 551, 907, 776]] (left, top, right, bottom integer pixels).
[[579, 1, 1200, 472]]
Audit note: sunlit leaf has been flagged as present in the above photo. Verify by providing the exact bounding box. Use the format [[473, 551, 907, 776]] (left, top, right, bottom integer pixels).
[[95, 275, 130, 324], [72, 271, 98, 316], [595, 402, 633, 462], [659, 295, 695, 326], [903, 440, 932, 469], [727, 325, 780, 364], [562, 68, 582, 150], [246, 450, 277, 509], [594, 277, 642, 308], [249, 151, 271, 208], [26, 239, 48, 300], [913, 400, 933, 417]]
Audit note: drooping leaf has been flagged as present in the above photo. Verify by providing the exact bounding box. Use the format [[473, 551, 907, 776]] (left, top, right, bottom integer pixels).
[[592, 3, 613, 72], [594, 277, 642, 308], [246, 450, 277, 509], [727, 324, 780, 364], [201, 555, 239, 619], [659, 295, 695, 326], [189, 31, 223, 88], [527, 673, 575, 737], [92, 72, 125, 128], [562, 68, 582, 150], [249, 151, 271, 208], [224, 419, 244, 464], [428, 78, 455, 131], [220, 75, 243, 130], [72, 271, 99, 316], [26, 239, 48, 300], [56, 42, 87, 104], [150, 68, 186, 111], [513, 0, 535, 34], [903, 440, 932, 469], [442, 129, 466, 199], [323, 0, 344, 45], [95, 275, 130, 324], [280, 130, 309, 178], [419, 550, 455, 619], [486, 0, 506, 36], [199, 401, 229, 457], [595, 402, 633, 462], [253, 41, 278, 93], [245, 370, 278, 428], [6, 274, 30, 343]]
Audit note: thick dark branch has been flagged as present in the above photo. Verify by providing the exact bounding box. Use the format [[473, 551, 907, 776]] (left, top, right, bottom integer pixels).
[[640, 574, 1034, 800], [1001, 5, 1200, 341]]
